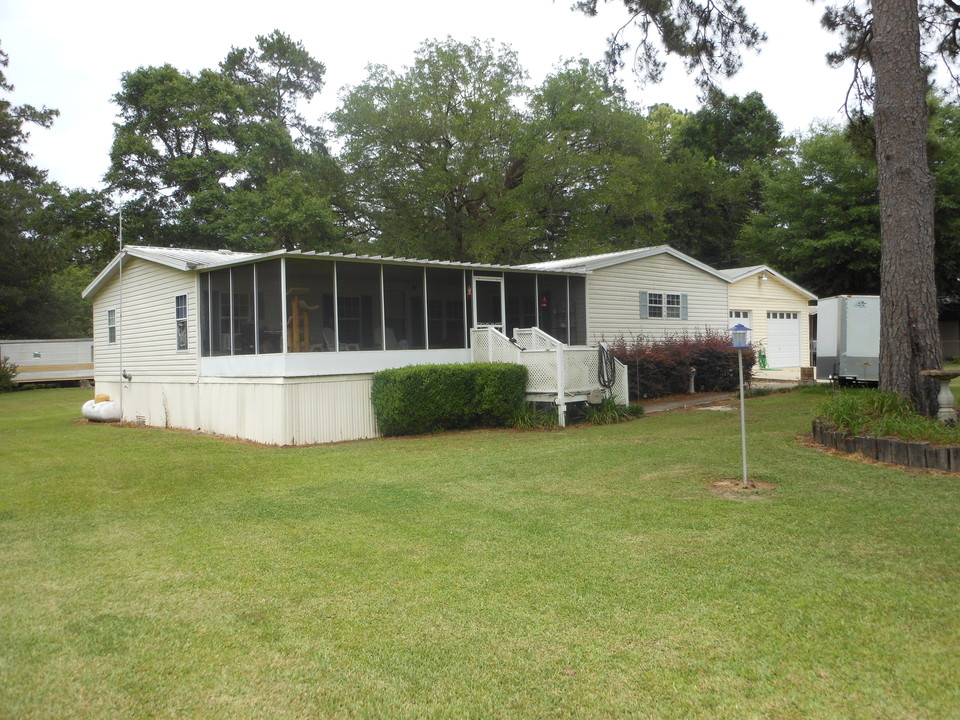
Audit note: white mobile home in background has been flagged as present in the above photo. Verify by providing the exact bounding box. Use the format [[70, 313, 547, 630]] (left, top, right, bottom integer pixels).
[[0, 338, 94, 385]]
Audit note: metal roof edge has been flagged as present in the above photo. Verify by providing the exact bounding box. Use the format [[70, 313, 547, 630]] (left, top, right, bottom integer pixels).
[[82, 246, 588, 299], [518, 245, 729, 281]]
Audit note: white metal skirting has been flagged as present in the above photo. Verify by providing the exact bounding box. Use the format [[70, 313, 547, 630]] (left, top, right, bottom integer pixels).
[[93, 375, 378, 445], [90, 329, 630, 444]]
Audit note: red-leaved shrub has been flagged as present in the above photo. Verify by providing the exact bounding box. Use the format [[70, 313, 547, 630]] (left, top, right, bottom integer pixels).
[[607, 329, 755, 401]]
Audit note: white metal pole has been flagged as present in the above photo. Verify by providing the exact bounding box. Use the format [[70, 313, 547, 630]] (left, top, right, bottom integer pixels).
[[117, 209, 124, 418], [738, 348, 748, 487]]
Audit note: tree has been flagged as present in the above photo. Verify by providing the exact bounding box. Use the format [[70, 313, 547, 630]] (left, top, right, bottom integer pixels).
[[0, 43, 57, 184], [332, 38, 529, 262], [575, 0, 954, 416], [673, 89, 783, 171], [928, 96, 960, 304], [660, 89, 784, 266], [739, 123, 881, 297], [107, 31, 344, 252], [221, 29, 327, 148], [0, 42, 106, 339], [335, 44, 691, 264], [514, 59, 668, 258]]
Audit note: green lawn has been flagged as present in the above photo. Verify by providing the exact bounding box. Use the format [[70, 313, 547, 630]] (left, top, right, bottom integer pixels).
[[1, 387, 958, 719]]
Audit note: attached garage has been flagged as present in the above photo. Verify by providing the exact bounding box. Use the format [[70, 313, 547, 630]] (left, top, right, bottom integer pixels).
[[719, 266, 817, 370], [766, 311, 801, 367]]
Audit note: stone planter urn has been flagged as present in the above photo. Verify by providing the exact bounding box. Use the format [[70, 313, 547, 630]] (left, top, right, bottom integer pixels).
[[920, 369, 960, 423]]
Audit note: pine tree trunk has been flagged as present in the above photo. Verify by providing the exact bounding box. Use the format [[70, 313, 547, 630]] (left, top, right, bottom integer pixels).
[[871, 0, 942, 416]]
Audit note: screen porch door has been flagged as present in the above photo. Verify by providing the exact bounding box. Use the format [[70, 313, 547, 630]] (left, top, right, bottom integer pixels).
[[473, 276, 505, 334]]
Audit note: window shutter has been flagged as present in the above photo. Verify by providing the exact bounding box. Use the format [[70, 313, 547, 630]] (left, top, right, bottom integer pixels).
[[680, 293, 688, 320], [639, 291, 649, 319]]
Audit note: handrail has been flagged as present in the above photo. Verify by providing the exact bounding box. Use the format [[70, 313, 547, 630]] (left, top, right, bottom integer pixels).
[[471, 327, 629, 426]]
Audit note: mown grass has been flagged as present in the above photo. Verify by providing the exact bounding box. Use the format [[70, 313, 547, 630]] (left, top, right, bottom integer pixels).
[[1, 387, 958, 719]]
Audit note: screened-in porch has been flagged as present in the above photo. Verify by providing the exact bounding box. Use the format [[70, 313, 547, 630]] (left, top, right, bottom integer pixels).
[[198, 255, 587, 360]]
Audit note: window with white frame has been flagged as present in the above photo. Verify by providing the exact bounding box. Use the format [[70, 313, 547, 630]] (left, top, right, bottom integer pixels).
[[175, 294, 188, 350], [640, 291, 687, 320], [107, 309, 117, 343]]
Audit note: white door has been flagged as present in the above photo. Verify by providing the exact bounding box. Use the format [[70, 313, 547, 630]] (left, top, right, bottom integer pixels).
[[766, 311, 801, 367]]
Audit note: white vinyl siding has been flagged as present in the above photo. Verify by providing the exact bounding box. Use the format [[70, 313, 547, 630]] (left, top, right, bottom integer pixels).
[[91, 258, 199, 382], [587, 253, 728, 343]]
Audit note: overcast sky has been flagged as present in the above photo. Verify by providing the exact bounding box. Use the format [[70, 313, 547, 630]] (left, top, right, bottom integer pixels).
[[2, 0, 853, 191]]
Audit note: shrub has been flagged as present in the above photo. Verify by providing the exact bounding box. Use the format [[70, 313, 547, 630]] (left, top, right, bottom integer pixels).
[[607, 330, 755, 401], [371, 363, 527, 437], [511, 403, 559, 430], [0, 356, 18, 392], [581, 395, 643, 425], [815, 388, 960, 444]]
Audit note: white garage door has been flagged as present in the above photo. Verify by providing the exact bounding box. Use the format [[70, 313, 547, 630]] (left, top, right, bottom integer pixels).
[[766, 312, 800, 367]]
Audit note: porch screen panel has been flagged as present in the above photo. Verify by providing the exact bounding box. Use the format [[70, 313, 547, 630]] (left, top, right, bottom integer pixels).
[[504, 272, 536, 338], [231, 264, 255, 355], [256, 260, 283, 354], [210, 269, 232, 356], [336, 262, 382, 351], [285, 259, 335, 352], [537, 274, 569, 344], [425, 268, 466, 349], [382, 265, 425, 350], [568, 276, 586, 345], [199, 273, 210, 356]]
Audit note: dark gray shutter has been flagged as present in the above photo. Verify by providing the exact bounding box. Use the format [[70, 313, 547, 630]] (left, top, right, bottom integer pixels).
[[639, 290, 649, 319]]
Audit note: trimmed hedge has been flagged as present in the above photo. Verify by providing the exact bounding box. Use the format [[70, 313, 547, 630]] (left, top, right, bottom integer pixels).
[[608, 330, 755, 401], [371, 362, 528, 437]]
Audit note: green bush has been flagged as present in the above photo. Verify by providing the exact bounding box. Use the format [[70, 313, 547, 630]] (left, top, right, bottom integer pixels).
[[371, 363, 527, 437], [0, 356, 18, 392]]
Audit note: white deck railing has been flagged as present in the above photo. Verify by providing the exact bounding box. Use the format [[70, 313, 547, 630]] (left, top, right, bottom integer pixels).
[[470, 327, 629, 426]]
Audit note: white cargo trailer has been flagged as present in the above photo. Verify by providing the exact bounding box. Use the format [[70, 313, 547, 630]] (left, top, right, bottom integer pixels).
[[0, 338, 94, 385], [815, 295, 880, 384]]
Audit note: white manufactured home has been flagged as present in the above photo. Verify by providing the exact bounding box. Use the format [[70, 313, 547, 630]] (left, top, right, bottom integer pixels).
[[0, 338, 94, 385], [82, 246, 631, 444], [82, 244, 815, 444]]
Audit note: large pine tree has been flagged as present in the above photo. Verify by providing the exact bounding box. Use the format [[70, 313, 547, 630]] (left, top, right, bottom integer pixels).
[[575, 0, 952, 415]]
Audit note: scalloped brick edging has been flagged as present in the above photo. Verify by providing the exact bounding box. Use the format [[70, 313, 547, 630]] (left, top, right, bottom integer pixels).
[[811, 420, 960, 472]]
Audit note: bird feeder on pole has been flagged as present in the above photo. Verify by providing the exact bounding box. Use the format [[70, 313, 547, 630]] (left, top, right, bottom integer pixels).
[[731, 323, 751, 488]]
